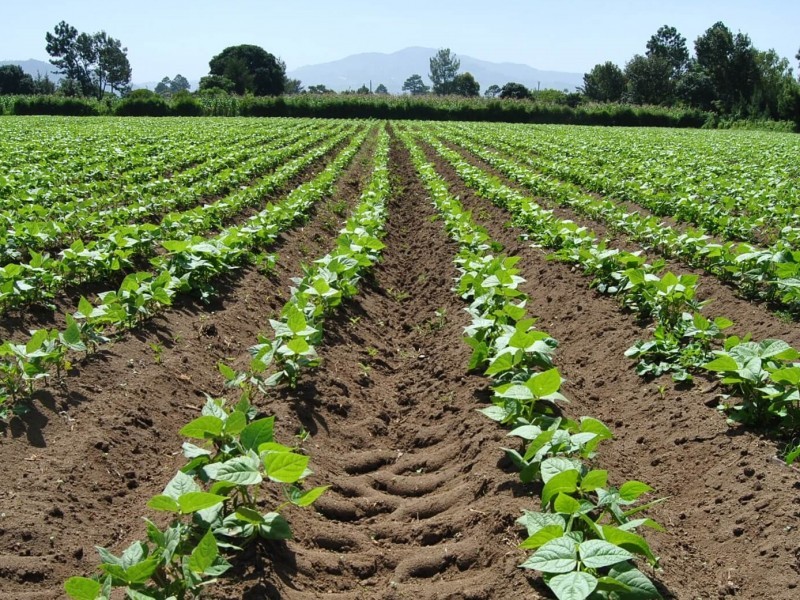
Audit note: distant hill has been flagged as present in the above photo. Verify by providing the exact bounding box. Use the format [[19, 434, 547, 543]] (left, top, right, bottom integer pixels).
[[0, 59, 63, 81], [287, 47, 583, 94]]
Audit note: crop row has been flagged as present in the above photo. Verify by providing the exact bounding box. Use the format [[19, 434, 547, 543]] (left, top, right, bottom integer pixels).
[[398, 127, 663, 600], [0, 122, 356, 313], [464, 122, 800, 243], [432, 123, 800, 315], [0, 120, 341, 263], [64, 126, 392, 599], [405, 125, 800, 449], [0, 126, 371, 418]]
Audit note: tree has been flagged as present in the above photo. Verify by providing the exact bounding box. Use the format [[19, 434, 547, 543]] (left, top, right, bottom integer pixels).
[[402, 74, 430, 95], [94, 31, 132, 95], [500, 82, 530, 100], [375, 83, 388, 94], [45, 21, 131, 98], [646, 25, 689, 76], [205, 45, 286, 96], [154, 77, 172, 96], [452, 72, 479, 96], [307, 84, 334, 94], [284, 78, 303, 94], [694, 21, 759, 113], [429, 48, 460, 95], [171, 74, 190, 93], [624, 54, 674, 105], [675, 60, 716, 110], [0, 65, 34, 95], [198, 74, 234, 93], [484, 84, 501, 98], [32, 74, 56, 95], [581, 62, 626, 102], [356, 84, 371, 94]]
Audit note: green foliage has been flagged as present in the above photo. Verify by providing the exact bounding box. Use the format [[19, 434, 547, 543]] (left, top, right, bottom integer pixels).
[[65, 396, 325, 599], [0, 65, 35, 95], [452, 72, 480, 97], [582, 62, 626, 103], [206, 45, 286, 96], [45, 21, 131, 98], [500, 82, 530, 100], [429, 48, 461, 95], [402, 74, 430, 96]]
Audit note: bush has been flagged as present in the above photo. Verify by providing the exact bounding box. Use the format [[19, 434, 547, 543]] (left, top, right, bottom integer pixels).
[[12, 95, 102, 116], [115, 90, 169, 116], [171, 91, 204, 116]]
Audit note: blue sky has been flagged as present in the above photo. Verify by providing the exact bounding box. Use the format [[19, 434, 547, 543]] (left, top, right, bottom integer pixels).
[[3, 0, 799, 82]]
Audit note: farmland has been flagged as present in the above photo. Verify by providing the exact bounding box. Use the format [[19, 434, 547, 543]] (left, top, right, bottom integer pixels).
[[0, 116, 798, 600]]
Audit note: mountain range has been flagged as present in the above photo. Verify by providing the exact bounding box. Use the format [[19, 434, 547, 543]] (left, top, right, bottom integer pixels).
[[3, 48, 584, 94], [287, 47, 583, 93]]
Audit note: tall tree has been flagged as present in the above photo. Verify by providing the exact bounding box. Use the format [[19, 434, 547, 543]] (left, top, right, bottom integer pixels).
[[204, 45, 286, 96], [154, 77, 172, 96], [429, 48, 460, 95], [452, 72, 480, 96], [284, 78, 303, 94], [500, 82, 530, 100], [45, 21, 131, 97], [171, 74, 190, 93], [484, 84, 501, 98], [374, 83, 388, 94], [581, 62, 626, 102], [625, 54, 674, 105], [694, 21, 758, 113], [402, 74, 430, 95], [646, 25, 689, 76], [0, 65, 35, 95]]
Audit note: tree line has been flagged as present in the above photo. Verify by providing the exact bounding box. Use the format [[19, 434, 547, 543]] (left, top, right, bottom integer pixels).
[[582, 23, 800, 121], [1, 19, 797, 126]]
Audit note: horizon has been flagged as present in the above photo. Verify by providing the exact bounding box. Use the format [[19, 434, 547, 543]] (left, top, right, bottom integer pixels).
[[2, 1, 798, 83]]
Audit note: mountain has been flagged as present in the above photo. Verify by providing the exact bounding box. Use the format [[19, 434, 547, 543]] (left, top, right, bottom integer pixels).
[[287, 47, 583, 94], [0, 59, 63, 81]]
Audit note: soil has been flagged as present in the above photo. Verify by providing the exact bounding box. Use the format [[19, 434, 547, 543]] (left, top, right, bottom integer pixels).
[[0, 124, 797, 600]]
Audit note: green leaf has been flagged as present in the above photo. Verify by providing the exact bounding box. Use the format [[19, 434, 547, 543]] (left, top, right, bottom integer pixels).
[[529, 368, 562, 397], [541, 457, 583, 483], [177, 491, 226, 513], [286, 306, 307, 335], [602, 525, 659, 565], [147, 495, 179, 513], [520, 536, 577, 574], [240, 416, 274, 450], [703, 354, 738, 372], [223, 410, 247, 435], [124, 557, 160, 584], [259, 512, 293, 540], [519, 524, 564, 550], [179, 415, 224, 440], [581, 470, 608, 492], [289, 485, 329, 507], [64, 577, 102, 600], [205, 456, 262, 485], [263, 452, 310, 484], [548, 571, 598, 600], [542, 470, 580, 506], [485, 350, 515, 376], [608, 562, 662, 599], [188, 529, 218, 574], [218, 362, 236, 381], [162, 471, 200, 500], [619, 481, 653, 502], [553, 493, 582, 515], [579, 539, 634, 569], [60, 316, 87, 352]]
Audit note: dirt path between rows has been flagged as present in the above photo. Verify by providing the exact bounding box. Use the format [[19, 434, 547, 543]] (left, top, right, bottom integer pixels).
[[0, 128, 377, 600], [419, 136, 800, 600], [215, 136, 544, 599]]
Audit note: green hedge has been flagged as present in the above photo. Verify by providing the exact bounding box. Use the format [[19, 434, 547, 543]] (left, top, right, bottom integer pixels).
[[0, 93, 713, 127]]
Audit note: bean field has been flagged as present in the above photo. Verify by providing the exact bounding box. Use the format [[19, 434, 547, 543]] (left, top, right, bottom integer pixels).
[[0, 117, 798, 600]]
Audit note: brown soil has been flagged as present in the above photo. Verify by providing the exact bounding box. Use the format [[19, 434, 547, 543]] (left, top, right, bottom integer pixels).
[[419, 136, 800, 599], [0, 124, 798, 600]]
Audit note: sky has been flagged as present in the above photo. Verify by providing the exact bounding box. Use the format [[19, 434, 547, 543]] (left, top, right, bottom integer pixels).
[[3, 0, 799, 83]]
